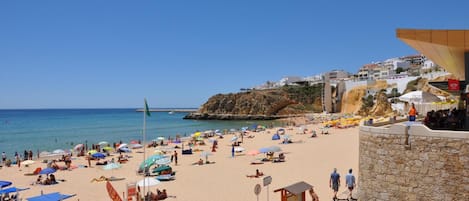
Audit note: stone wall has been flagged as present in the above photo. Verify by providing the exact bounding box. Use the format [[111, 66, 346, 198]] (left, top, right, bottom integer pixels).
[[359, 124, 469, 201]]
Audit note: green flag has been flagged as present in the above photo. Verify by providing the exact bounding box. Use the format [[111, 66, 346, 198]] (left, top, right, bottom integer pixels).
[[144, 99, 151, 117]]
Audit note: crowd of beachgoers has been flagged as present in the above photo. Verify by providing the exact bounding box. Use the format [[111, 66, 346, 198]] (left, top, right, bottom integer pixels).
[[0, 113, 361, 201]]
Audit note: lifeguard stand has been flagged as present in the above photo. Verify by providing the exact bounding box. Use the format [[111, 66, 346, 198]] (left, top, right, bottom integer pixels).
[[274, 181, 312, 201], [126, 182, 136, 200]]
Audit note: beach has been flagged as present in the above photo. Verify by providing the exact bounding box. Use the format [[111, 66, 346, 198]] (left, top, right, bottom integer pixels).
[[0, 120, 359, 201]]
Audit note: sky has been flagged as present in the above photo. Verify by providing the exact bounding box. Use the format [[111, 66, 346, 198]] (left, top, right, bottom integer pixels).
[[1, 0, 469, 109]]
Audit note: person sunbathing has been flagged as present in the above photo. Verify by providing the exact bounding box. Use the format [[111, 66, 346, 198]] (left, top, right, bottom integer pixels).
[[192, 158, 204, 165], [90, 176, 109, 182], [246, 169, 264, 178], [95, 160, 108, 165], [274, 153, 286, 163]]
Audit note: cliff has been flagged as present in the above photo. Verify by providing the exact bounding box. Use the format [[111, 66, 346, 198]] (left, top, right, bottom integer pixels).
[[184, 85, 323, 120]]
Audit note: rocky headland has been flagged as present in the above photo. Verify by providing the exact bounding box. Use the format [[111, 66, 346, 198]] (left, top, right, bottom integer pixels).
[[184, 85, 323, 120]]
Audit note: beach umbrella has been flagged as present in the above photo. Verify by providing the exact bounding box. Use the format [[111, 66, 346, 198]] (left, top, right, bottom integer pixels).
[[22, 160, 35, 166], [0, 181, 12, 188], [119, 147, 131, 153], [102, 146, 113, 151], [87, 150, 98, 155], [102, 163, 122, 170], [193, 132, 201, 137], [153, 150, 165, 155], [259, 147, 271, 153], [0, 187, 29, 195], [130, 143, 143, 149], [137, 178, 160, 187], [267, 146, 282, 152], [92, 152, 106, 159], [230, 136, 238, 142], [73, 144, 84, 151], [399, 90, 441, 103], [139, 155, 167, 169], [98, 141, 109, 146], [153, 157, 171, 165], [117, 144, 128, 149], [157, 137, 165, 141], [247, 150, 260, 156], [130, 140, 139, 144], [39, 167, 56, 175], [27, 192, 75, 201]]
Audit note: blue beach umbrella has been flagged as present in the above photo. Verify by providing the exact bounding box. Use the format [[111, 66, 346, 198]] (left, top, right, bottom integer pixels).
[[91, 152, 106, 159], [259, 147, 271, 153], [27, 192, 75, 201], [39, 167, 56, 175], [0, 187, 30, 194], [0, 181, 12, 188]]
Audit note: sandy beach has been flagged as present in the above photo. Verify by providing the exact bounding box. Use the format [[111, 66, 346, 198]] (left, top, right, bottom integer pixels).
[[1, 120, 359, 201]]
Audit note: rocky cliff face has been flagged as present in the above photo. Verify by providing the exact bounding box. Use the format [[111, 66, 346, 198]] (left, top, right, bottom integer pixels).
[[184, 87, 322, 120]]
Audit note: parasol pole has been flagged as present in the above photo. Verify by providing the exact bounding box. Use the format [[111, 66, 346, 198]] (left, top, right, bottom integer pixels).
[[142, 98, 150, 199]]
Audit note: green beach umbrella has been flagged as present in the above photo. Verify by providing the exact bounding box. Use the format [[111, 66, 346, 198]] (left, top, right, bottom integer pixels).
[[139, 154, 167, 169]]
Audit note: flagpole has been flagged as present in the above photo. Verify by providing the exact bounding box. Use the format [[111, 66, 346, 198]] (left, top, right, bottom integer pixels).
[[142, 98, 147, 199]]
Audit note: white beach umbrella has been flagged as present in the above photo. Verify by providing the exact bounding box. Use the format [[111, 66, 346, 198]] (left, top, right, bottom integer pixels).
[[73, 144, 84, 151], [130, 144, 143, 149], [22, 160, 35, 166], [98, 141, 109, 146], [137, 178, 161, 187], [117, 143, 128, 149], [399, 91, 441, 103]]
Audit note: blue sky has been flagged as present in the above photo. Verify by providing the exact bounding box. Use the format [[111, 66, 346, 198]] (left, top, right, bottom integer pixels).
[[1, 0, 468, 109]]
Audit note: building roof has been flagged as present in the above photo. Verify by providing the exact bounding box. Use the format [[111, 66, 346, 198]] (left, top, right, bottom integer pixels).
[[274, 181, 312, 195], [396, 29, 469, 80]]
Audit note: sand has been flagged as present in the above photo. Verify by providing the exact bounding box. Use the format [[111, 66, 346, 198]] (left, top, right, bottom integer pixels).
[[0, 121, 359, 201]]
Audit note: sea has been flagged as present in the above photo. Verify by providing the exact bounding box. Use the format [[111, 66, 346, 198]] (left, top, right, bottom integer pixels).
[[0, 109, 279, 158]]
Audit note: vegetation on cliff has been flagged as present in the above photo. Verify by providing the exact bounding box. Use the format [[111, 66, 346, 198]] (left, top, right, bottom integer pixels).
[[185, 84, 324, 120]]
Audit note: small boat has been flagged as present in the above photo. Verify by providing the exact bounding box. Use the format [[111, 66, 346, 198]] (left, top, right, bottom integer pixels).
[[168, 111, 174, 114]]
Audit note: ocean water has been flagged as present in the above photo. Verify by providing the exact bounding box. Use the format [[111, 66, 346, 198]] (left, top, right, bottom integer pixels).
[[0, 109, 278, 158]]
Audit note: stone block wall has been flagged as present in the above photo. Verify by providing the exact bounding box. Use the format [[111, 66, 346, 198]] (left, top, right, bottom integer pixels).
[[359, 124, 469, 201]]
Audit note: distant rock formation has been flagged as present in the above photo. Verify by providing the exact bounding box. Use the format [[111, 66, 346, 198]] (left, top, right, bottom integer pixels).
[[184, 86, 323, 120]]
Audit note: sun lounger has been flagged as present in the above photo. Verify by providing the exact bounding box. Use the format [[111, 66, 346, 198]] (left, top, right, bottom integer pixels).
[[156, 174, 175, 181], [182, 149, 192, 155]]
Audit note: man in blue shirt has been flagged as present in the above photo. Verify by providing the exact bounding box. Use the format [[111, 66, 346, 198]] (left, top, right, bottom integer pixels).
[[329, 168, 340, 200], [345, 168, 356, 199]]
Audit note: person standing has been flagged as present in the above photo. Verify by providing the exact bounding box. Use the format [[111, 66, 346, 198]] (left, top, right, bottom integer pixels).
[[16, 154, 21, 168], [329, 168, 340, 200], [345, 168, 356, 199], [309, 187, 319, 201], [1, 152, 6, 164], [408, 102, 417, 121], [173, 150, 178, 166], [231, 144, 235, 158]]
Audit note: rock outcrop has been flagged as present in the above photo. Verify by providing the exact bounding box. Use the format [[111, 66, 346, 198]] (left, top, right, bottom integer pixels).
[[184, 86, 322, 120]]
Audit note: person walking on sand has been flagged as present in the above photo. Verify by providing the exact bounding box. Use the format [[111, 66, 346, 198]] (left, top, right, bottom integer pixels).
[[329, 168, 340, 200], [408, 102, 417, 121], [231, 144, 235, 158], [309, 187, 319, 201], [345, 168, 356, 199]]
